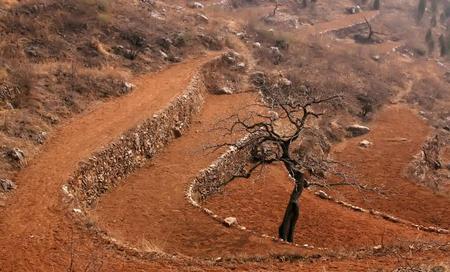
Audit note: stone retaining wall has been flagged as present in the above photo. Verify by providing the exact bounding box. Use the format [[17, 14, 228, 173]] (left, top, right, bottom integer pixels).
[[188, 136, 254, 203], [67, 71, 207, 207]]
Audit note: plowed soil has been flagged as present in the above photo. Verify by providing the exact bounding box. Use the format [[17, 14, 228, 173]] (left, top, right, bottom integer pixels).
[[1, 6, 449, 272], [205, 105, 450, 249]]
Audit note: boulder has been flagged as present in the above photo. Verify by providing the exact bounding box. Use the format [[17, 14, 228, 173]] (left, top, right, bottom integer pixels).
[[346, 124, 370, 137], [278, 77, 292, 87], [122, 82, 135, 93], [173, 127, 182, 138], [190, 2, 204, 9], [0, 179, 16, 192], [315, 190, 330, 199], [236, 62, 246, 70], [359, 139, 372, 148], [7, 148, 25, 165], [221, 50, 240, 64], [236, 32, 246, 39], [215, 87, 233, 95], [270, 46, 281, 54], [224, 217, 237, 227], [5, 102, 14, 110], [431, 266, 446, 272], [159, 50, 169, 60], [346, 5, 362, 14], [196, 13, 209, 23], [372, 55, 381, 61], [253, 42, 262, 48]]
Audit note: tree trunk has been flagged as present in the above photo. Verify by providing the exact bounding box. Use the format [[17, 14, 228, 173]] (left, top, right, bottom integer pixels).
[[278, 167, 304, 242]]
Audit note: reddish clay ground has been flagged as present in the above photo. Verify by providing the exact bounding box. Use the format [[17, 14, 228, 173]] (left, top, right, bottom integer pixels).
[[0, 55, 222, 271], [1, 7, 449, 272], [205, 105, 450, 250], [92, 91, 309, 259], [331, 105, 450, 229]]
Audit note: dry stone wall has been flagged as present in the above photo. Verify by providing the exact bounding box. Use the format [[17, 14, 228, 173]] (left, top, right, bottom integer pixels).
[[188, 136, 254, 203], [68, 73, 206, 207]]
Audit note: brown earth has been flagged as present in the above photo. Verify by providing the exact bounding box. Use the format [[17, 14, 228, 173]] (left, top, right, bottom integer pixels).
[[1, 2, 449, 272], [0, 54, 222, 271], [205, 104, 450, 248]]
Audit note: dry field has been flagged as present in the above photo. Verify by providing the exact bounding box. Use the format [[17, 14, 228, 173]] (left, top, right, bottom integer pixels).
[[0, 0, 449, 271]]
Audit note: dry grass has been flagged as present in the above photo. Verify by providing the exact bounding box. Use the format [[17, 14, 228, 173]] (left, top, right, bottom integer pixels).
[[0, 0, 227, 179], [141, 238, 167, 255]]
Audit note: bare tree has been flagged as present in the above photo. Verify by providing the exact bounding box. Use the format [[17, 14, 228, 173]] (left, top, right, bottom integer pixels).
[[354, 17, 385, 43], [439, 34, 448, 56], [271, 0, 280, 17], [417, 0, 427, 22], [373, 0, 381, 10], [210, 81, 373, 242], [425, 28, 435, 53]]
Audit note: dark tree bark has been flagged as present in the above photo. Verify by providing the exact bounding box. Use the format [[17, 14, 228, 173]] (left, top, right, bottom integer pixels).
[[278, 167, 304, 242], [211, 87, 344, 244]]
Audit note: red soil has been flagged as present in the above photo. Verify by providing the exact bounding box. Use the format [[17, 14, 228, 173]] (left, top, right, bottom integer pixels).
[[0, 6, 448, 271], [0, 55, 222, 271], [92, 91, 309, 258], [205, 105, 450, 250]]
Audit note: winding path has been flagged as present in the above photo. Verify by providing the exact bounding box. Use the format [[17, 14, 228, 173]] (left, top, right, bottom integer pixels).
[[0, 55, 219, 271], [0, 6, 448, 272]]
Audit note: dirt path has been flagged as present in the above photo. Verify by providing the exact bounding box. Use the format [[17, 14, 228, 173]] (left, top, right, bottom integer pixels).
[[92, 91, 309, 258], [1, 3, 448, 271], [331, 105, 450, 228], [0, 54, 220, 271]]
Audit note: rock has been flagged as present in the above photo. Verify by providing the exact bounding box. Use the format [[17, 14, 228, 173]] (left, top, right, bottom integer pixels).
[[253, 42, 261, 48], [5, 102, 14, 110], [190, 2, 204, 9], [315, 190, 330, 199], [346, 5, 361, 14], [359, 139, 372, 148], [25, 45, 40, 57], [122, 82, 135, 93], [346, 124, 370, 137], [35, 131, 47, 144], [373, 245, 382, 250], [270, 46, 283, 64], [270, 46, 281, 54], [268, 111, 279, 120], [224, 217, 237, 227], [215, 86, 233, 95], [173, 127, 182, 138], [150, 11, 165, 20], [431, 266, 446, 272], [278, 77, 292, 87], [236, 62, 246, 70], [0, 179, 16, 192], [73, 208, 83, 214], [372, 55, 381, 61], [156, 37, 173, 50], [160, 50, 169, 59], [196, 13, 209, 23], [236, 32, 246, 39], [7, 148, 25, 165], [221, 50, 240, 64]]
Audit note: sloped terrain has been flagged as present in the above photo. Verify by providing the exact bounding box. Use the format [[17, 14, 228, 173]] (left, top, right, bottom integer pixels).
[[0, 0, 450, 271]]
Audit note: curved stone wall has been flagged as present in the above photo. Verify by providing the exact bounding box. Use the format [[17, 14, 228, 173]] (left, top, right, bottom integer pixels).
[[67, 71, 206, 207]]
